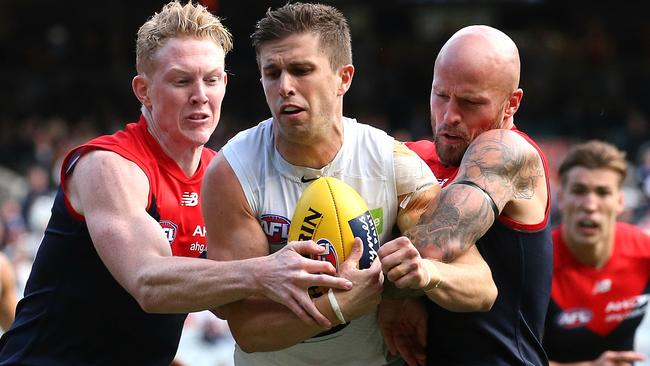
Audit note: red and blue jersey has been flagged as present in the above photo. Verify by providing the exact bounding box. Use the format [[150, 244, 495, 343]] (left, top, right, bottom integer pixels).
[[406, 127, 553, 365], [0, 116, 215, 365], [544, 223, 650, 362]]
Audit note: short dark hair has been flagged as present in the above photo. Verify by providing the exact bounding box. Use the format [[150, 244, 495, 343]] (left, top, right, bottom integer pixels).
[[251, 2, 352, 70], [558, 140, 627, 187]]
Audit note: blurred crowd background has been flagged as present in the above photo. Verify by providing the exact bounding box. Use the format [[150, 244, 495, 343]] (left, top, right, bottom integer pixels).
[[1, 1, 649, 365]]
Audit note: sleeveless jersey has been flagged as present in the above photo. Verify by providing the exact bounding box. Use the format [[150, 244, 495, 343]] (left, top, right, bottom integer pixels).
[[0, 116, 215, 365], [223, 117, 406, 366], [406, 127, 553, 366], [544, 223, 650, 362]]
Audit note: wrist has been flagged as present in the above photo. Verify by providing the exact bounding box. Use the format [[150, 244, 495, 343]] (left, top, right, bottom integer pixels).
[[422, 260, 443, 292], [328, 288, 347, 324]]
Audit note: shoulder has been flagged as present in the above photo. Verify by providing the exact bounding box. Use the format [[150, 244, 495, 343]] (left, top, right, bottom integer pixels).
[[616, 222, 650, 258], [344, 117, 391, 141], [465, 129, 545, 173], [222, 119, 271, 161], [66, 149, 150, 215], [227, 119, 272, 146], [472, 128, 538, 152]]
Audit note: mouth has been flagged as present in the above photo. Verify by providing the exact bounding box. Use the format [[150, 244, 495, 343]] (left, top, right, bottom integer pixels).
[[280, 104, 305, 116], [576, 219, 600, 235], [438, 131, 466, 144], [187, 112, 210, 122]]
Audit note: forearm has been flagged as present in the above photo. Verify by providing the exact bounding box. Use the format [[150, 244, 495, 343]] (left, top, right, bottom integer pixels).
[[132, 256, 271, 313], [422, 258, 496, 312], [218, 295, 340, 352], [549, 361, 591, 366], [405, 184, 495, 262]]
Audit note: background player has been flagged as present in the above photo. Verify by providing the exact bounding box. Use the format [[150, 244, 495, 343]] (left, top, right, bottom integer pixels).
[[544, 140, 649, 366]]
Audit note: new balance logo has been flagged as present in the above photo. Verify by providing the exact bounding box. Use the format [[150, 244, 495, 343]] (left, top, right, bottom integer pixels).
[[181, 192, 198, 206], [593, 278, 612, 294]]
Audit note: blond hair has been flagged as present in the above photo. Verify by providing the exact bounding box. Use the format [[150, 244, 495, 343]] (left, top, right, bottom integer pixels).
[[558, 140, 628, 187], [136, 1, 233, 75]]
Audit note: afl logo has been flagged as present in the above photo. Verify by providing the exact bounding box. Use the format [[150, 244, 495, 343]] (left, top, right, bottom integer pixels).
[[312, 239, 339, 270], [556, 308, 592, 329], [159, 220, 178, 244], [260, 214, 290, 245]]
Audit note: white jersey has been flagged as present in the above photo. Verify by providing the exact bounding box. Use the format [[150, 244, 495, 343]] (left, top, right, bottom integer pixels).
[[222, 117, 433, 366]]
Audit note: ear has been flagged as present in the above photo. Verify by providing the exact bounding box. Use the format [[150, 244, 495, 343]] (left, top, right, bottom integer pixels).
[[336, 64, 355, 96], [615, 189, 625, 215], [504, 88, 523, 119], [557, 186, 565, 211], [132, 75, 151, 107]]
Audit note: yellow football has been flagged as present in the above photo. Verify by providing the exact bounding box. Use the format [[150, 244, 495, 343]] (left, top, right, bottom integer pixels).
[[288, 177, 379, 297]]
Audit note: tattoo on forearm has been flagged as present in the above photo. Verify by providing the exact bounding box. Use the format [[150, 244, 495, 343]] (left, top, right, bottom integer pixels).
[[405, 186, 493, 262]]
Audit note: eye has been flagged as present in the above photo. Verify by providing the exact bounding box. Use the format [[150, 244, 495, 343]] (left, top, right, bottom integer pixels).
[[263, 69, 280, 80], [433, 91, 449, 100], [206, 75, 223, 84], [292, 66, 312, 76], [570, 186, 588, 195], [595, 188, 613, 197], [459, 98, 482, 107]]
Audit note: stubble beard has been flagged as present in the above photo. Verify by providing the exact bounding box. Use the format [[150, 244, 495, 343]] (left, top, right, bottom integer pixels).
[[434, 134, 468, 167]]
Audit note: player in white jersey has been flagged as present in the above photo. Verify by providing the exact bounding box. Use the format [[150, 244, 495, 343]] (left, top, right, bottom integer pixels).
[[201, 3, 497, 366]]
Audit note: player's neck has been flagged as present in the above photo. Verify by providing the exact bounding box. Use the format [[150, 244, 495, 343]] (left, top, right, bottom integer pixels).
[[275, 126, 344, 169], [565, 236, 613, 269], [148, 126, 202, 177]]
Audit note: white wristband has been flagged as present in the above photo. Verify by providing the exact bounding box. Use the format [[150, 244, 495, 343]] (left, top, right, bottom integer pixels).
[[327, 288, 346, 324]]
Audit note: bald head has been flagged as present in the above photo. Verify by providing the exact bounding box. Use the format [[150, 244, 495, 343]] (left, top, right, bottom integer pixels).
[[430, 25, 523, 166], [435, 25, 520, 94]]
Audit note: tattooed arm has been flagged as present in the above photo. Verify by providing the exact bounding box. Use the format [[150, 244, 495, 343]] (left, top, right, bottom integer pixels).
[[379, 139, 501, 311], [405, 128, 547, 262]]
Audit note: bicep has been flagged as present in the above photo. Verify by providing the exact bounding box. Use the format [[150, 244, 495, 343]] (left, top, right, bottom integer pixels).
[[202, 153, 269, 262], [68, 151, 170, 293], [455, 129, 545, 211]]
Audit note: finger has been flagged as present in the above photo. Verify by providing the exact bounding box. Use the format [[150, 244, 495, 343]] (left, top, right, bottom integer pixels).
[[288, 240, 323, 256], [610, 351, 646, 362], [387, 264, 409, 284], [303, 257, 337, 276], [381, 327, 398, 355], [377, 238, 399, 259], [285, 296, 319, 327], [341, 237, 363, 270], [396, 336, 418, 366], [296, 293, 332, 328], [306, 274, 353, 290], [380, 252, 403, 276]]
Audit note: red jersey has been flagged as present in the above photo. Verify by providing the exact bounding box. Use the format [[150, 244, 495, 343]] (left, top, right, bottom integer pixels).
[[544, 222, 650, 362], [63, 115, 215, 258], [0, 116, 216, 365]]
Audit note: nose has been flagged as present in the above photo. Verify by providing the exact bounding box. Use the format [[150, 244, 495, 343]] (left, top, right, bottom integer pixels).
[[278, 72, 295, 97], [443, 97, 462, 126], [580, 192, 599, 212], [190, 83, 209, 105]]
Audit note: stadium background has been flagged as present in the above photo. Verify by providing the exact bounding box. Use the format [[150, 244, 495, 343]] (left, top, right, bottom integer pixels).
[[1, 1, 649, 365]]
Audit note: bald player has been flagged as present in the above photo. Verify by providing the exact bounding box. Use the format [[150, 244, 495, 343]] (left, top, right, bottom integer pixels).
[[379, 25, 552, 365]]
